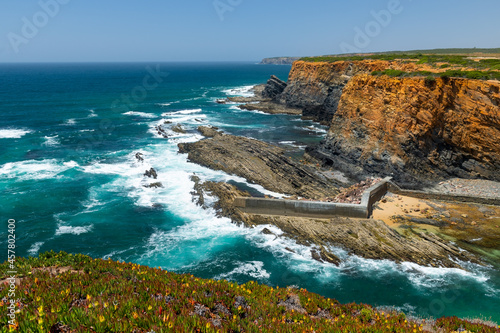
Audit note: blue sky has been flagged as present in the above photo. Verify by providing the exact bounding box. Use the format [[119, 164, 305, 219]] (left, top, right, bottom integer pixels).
[[1, 0, 499, 62]]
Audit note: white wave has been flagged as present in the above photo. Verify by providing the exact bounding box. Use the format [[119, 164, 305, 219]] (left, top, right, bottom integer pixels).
[[43, 135, 60, 147], [161, 108, 202, 116], [0, 159, 80, 180], [300, 126, 328, 134], [64, 119, 77, 125], [27, 242, 44, 256], [279, 141, 307, 148], [56, 225, 93, 236], [157, 100, 182, 107], [217, 261, 270, 280], [123, 111, 157, 118], [80, 187, 108, 212], [223, 85, 255, 97], [88, 109, 98, 118], [0, 128, 32, 139], [238, 108, 272, 116], [400, 261, 489, 289], [162, 114, 207, 123]]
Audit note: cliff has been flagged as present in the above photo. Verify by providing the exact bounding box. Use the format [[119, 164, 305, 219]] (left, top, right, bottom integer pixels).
[[274, 60, 436, 124], [261, 59, 500, 186], [260, 57, 300, 65], [308, 74, 500, 186]]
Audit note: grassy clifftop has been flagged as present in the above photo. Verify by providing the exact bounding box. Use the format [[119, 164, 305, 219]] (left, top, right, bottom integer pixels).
[[1, 252, 499, 332]]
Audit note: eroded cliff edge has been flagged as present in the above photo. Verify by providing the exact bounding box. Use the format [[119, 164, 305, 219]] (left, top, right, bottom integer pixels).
[[265, 60, 500, 187], [309, 74, 500, 187]]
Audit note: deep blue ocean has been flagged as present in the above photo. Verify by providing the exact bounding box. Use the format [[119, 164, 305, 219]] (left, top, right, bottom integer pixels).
[[0, 62, 499, 322]]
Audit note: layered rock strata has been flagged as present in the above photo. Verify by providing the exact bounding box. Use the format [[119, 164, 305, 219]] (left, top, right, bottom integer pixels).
[[307, 75, 500, 186], [178, 134, 339, 199]]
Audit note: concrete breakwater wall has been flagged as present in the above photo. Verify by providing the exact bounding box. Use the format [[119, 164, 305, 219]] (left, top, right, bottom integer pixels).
[[233, 177, 499, 219], [234, 178, 390, 219]]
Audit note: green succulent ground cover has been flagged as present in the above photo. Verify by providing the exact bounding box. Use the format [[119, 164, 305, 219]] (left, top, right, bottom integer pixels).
[[1, 252, 498, 332], [301, 53, 500, 80]]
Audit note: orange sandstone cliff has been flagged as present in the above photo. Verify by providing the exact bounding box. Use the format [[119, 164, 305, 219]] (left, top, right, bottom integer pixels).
[[272, 60, 500, 186], [277, 60, 438, 124]]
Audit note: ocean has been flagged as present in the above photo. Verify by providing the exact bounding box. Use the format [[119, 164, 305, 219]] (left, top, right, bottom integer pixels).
[[0, 62, 499, 322]]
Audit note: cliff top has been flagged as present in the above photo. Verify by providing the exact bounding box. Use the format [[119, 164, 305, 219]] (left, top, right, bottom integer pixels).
[[296, 53, 500, 81], [2, 252, 499, 332]]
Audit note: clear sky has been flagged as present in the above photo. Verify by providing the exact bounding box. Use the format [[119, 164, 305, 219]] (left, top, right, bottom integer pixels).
[[1, 0, 499, 62]]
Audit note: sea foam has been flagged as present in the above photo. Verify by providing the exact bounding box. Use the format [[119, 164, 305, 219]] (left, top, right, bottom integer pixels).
[[0, 128, 32, 139]]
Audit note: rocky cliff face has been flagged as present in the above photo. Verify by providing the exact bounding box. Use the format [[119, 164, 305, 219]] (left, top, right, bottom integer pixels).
[[262, 75, 287, 99], [308, 74, 500, 186], [274, 60, 432, 124]]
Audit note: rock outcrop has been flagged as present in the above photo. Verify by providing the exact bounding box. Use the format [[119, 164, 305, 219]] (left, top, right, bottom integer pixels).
[[273, 60, 440, 124], [260, 57, 300, 65], [178, 134, 339, 199], [308, 75, 500, 186], [262, 75, 287, 99], [194, 181, 479, 269]]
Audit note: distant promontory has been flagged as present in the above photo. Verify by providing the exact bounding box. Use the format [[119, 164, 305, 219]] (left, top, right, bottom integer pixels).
[[260, 57, 300, 65]]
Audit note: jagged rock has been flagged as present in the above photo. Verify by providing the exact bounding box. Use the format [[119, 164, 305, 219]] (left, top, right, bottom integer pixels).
[[144, 182, 163, 188], [197, 126, 222, 138], [262, 75, 287, 100], [261, 228, 275, 235], [277, 294, 307, 314], [238, 102, 302, 115], [190, 174, 206, 208], [178, 134, 339, 199], [234, 296, 248, 309], [213, 303, 231, 316], [192, 180, 480, 269], [155, 125, 169, 138], [144, 168, 158, 179], [171, 124, 186, 134], [216, 99, 227, 104], [135, 152, 144, 162], [192, 303, 210, 317]]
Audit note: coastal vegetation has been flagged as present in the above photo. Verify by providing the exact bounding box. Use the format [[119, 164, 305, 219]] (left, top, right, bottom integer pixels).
[[1, 252, 498, 332], [370, 68, 500, 80], [300, 52, 500, 80]]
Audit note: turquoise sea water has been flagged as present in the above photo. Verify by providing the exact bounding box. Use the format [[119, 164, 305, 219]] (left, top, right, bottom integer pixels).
[[0, 62, 499, 322]]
